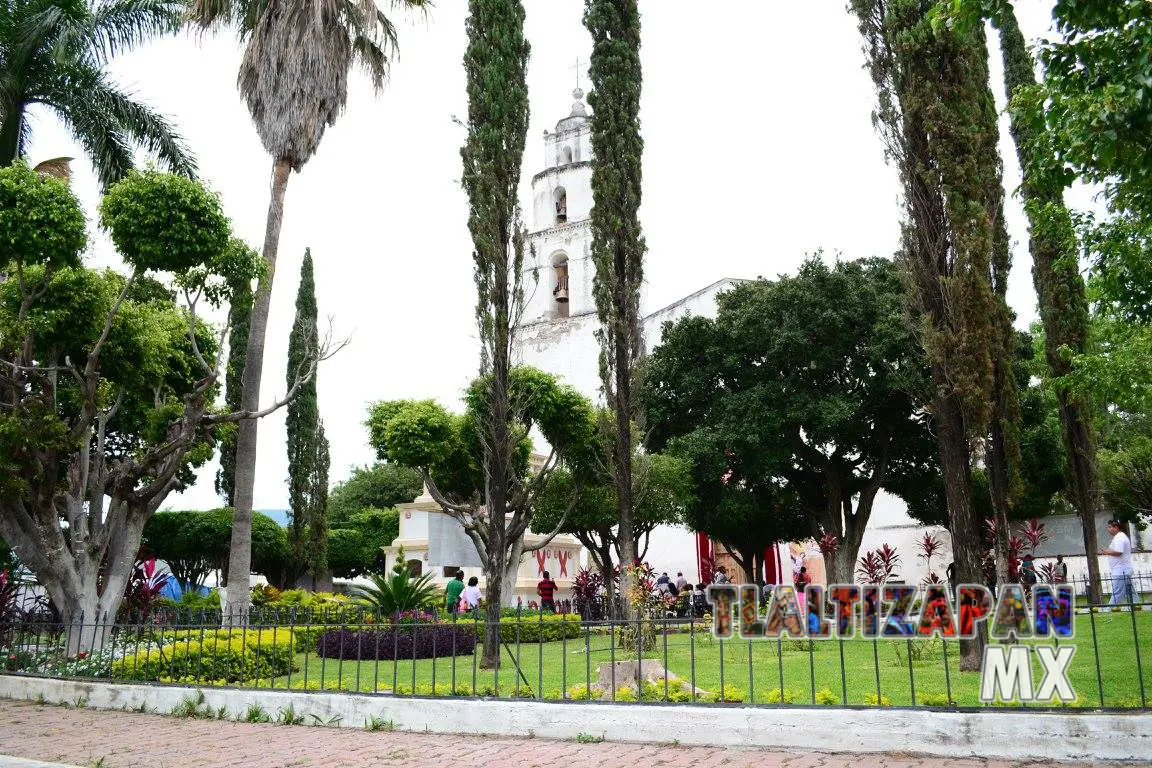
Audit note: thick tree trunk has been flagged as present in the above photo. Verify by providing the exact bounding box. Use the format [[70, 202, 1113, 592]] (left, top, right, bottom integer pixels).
[[225, 157, 293, 617], [1063, 397, 1102, 601], [935, 388, 987, 671], [481, 557, 504, 669], [829, 514, 867, 586], [996, 7, 1102, 603]]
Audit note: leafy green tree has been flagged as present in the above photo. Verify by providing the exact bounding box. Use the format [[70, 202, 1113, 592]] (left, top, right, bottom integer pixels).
[[645, 257, 938, 583], [329, 464, 422, 525], [142, 508, 289, 589], [188, 0, 427, 615], [285, 250, 329, 585], [850, 0, 1010, 669], [532, 451, 690, 605], [584, 0, 646, 595], [994, 2, 1101, 594], [327, 508, 399, 579], [0, 0, 195, 186], [0, 164, 300, 649], [458, 0, 531, 667], [669, 427, 809, 583], [367, 367, 595, 667], [1100, 432, 1152, 522]]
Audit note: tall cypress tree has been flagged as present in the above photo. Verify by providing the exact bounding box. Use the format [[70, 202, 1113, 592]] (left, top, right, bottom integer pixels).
[[216, 278, 252, 506], [460, 0, 530, 668], [285, 249, 326, 585], [585, 0, 645, 604], [851, 0, 1012, 670], [994, 5, 1101, 602]]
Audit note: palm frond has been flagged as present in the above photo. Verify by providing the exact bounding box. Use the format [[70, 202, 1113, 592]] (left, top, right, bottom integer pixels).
[[186, 0, 268, 39], [350, 30, 388, 92], [82, 0, 186, 63], [83, 73, 198, 180], [39, 63, 196, 186], [39, 75, 135, 187], [10, 4, 75, 71]]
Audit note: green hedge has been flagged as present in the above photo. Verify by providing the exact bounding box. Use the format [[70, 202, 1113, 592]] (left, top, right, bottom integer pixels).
[[111, 628, 296, 683], [497, 614, 582, 643]]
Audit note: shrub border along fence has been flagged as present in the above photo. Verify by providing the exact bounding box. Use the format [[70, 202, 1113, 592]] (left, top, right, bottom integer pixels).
[[1, 674, 1150, 762]]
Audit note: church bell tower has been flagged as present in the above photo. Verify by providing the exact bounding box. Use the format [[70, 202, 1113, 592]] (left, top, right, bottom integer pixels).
[[521, 88, 594, 323]]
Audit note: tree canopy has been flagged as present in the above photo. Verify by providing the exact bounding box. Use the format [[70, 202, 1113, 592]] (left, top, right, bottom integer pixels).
[[327, 508, 400, 579], [329, 463, 423, 526], [645, 256, 939, 582], [0, 162, 295, 644], [142, 508, 289, 589]]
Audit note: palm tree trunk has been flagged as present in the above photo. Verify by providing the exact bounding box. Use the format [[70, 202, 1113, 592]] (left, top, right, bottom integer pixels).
[[225, 156, 293, 617], [0, 107, 23, 167]]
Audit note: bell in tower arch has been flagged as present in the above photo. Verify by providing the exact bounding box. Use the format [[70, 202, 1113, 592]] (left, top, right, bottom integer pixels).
[[553, 260, 570, 304]]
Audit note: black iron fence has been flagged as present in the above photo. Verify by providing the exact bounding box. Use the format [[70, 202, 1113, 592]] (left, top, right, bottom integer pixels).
[[3, 597, 1150, 711], [1065, 571, 1151, 602]]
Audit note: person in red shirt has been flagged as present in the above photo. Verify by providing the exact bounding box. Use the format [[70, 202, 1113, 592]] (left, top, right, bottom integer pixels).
[[537, 571, 558, 613]]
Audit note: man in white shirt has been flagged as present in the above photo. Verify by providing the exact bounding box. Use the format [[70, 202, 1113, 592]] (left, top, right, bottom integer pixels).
[[1099, 519, 1136, 605]]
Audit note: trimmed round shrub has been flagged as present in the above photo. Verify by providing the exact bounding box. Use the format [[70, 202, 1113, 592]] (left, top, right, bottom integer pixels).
[[316, 625, 477, 661], [0, 161, 86, 268], [99, 170, 230, 273]]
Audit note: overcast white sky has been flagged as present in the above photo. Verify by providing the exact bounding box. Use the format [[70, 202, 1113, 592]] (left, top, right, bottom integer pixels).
[[25, 1, 1072, 512]]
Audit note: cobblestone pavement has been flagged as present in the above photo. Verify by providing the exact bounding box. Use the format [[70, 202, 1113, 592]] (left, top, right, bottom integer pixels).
[[0, 700, 1116, 768]]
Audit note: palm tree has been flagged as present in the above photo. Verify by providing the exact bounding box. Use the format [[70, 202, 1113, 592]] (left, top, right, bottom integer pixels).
[[187, 0, 428, 614], [0, 0, 196, 187]]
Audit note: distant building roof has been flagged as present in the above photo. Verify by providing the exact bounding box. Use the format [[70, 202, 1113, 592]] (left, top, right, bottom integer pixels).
[[643, 277, 751, 324]]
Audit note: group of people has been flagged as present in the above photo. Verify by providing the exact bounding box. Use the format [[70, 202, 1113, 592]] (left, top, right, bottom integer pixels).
[[443, 570, 563, 614], [655, 572, 710, 618], [444, 571, 483, 614]]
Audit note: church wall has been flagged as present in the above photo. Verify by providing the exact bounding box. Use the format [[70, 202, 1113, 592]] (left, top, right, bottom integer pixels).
[[513, 312, 602, 398], [643, 278, 746, 351]]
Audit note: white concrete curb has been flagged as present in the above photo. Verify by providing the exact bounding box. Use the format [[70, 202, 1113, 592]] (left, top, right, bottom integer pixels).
[[1, 675, 1149, 762], [0, 758, 83, 768]]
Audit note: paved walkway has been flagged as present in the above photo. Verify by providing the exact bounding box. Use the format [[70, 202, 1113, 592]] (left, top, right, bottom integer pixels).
[[0, 700, 1115, 768]]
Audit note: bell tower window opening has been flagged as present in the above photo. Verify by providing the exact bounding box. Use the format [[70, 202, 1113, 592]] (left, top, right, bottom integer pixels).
[[554, 187, 568, 224], [561, 145, 573, 165], [552, 254, 570, 319]]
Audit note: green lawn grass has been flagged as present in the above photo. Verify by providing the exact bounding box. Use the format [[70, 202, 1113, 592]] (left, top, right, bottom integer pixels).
[[259, 610, 1152, 708]]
